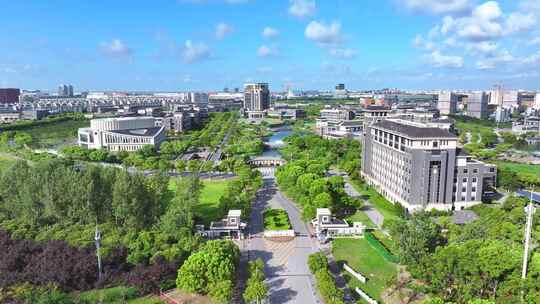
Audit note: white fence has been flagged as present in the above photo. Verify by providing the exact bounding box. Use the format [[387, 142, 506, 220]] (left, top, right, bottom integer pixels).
[[344, 263, 367, 283], [263, 230, 295, 238], [355, 287, 378, 304]]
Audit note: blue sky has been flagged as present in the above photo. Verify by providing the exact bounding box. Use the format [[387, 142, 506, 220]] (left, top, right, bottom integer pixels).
[[1, 0, 540, 92]]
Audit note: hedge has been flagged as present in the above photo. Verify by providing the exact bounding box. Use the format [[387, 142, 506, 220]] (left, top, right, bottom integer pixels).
[[365, 232, 399, 263]]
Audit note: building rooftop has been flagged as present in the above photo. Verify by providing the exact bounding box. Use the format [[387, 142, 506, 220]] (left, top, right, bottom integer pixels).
[[364, 105, 391, 111], [228, 210, 241, 217], [451, 210, 479, 225], [109, 127, 163, 137], [373, 120, 457, 139]]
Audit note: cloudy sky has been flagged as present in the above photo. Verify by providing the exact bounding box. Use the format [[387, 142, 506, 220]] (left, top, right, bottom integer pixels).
[[1, 0, 540, 92]]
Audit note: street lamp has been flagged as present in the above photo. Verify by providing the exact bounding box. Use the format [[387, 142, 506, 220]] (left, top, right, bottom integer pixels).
[[95, 225, 102, 281]]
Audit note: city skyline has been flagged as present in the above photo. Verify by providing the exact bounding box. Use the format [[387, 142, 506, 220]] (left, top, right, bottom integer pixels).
[[1, 0, 540, 91]]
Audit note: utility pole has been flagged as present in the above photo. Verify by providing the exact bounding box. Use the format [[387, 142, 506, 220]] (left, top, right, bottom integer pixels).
[[95, 225, 103, 281], [522, 188, 535, 280]]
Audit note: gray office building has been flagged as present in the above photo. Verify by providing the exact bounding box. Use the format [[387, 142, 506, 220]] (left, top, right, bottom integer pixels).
[[467, 92, 488, 119], [361, 119, 496, 212], [437, 92, 458, 115], [243, 83, 270, 111]]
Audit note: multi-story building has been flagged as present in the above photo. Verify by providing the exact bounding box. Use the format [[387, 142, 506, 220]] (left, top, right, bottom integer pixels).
[[535, 93, 540, 109], [0, 88, 20, 104], [188, 92, 209, 104], [361, 119, 496, 212], [320, 108, 354, 121], [156, 112, 192, 133], [437, 92, 458, 115], [58, 84, 74, 97], [243, 83, 270, 119], [78, 117, 166, 152], [467, 92, 489, 119]]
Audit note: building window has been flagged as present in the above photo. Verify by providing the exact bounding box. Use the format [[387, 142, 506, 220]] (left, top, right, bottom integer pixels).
[[462, 178, 467, 182], [433, 141, 438, 148], [473, 169, 478, 173], [472, 177, 477, 183], [463, 169, 468, 174]]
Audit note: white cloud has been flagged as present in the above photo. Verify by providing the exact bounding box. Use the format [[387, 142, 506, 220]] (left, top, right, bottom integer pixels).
[[257, 45, 279, 57], [182, 40, 210, 63], [305, 21, 343, 45], [99, 39, 133, 58], [215, 22, 234, 39], [504, 12, 537, 34], [289, 0, 316, 19], [329, 48, 357, 59], [523, 51, 540, 64], [412, 34, 436, 50], [398, 0, 471, 15], [262, 27, 279, 39], [456, 1, 504, 41], [426, 51, 464, 68], [466, 41, 498, 55], [528, 36, 540, 45], [475, 50, 514, 69]]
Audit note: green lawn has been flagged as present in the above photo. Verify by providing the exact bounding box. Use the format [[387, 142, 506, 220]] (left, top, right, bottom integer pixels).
[[345, 210, 376, 229], [168, 178, 230, 226], [24, 119, 89, 149], [0, 154, 18, 172], [263, 208, 291, 230], [495, 161, 540, 177], [349, 179, 401, 222], [332, 238, 397, 303], [74, 286, 164, 304]]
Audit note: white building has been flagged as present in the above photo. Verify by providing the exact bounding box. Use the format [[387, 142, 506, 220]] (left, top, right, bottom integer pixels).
[[78, 117, 166, 152], [311, 208, 365, 241], [437, 92, 458, 115]]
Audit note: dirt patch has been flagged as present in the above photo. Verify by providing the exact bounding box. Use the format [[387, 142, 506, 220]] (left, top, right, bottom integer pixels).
[[161, 289, 217, 304], [381, 266, 427, 304]]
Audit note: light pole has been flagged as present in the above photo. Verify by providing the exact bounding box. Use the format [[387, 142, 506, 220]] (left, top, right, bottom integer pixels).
[[95, 225, 102, 281]]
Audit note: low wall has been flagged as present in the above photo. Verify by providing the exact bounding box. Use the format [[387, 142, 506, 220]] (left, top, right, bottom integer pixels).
[[344, 263, 366, 283], [263, 230, 295, 238], [355, 287, 378, 304]]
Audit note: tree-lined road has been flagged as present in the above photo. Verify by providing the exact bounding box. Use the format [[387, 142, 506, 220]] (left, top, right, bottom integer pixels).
[[246, 177, 322, 304]]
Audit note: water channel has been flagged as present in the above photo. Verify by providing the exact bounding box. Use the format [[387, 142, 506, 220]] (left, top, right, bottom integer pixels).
[[261, 128, 292, 158]]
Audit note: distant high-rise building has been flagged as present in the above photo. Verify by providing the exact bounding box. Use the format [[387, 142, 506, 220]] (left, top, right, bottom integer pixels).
[[0, 88, 20, 104], [243, 83, 270, 111], [437, 92, 458, 115], [58, 84, 74, 97], [336, 83, 345, 90], [223, 87, 229, 93], [535, 93, 540, 109], [467, 92, 489, 119], [234, 88, 239, 93], [189, 92, 209, 104]]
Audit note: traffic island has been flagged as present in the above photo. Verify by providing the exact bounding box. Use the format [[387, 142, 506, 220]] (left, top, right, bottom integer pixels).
[[263, 208, 294, 242]]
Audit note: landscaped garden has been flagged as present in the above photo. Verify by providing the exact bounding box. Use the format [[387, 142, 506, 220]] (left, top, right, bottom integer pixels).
[[332, 238, 397, 302], [263, 208, 291, 230]]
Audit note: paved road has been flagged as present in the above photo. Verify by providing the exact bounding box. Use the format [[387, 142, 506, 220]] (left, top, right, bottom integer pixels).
[[328, 169, 385, 229], [246, 178, 322, 304]]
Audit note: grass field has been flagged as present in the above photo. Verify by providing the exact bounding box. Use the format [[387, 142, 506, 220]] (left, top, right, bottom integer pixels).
[[332, 238, 397, 303], [349, 179, 401, 222], [345, 210, 376, 229], [495, 161, 540, 177], [25, 119, 89, 149], [263, 208, 291, 230], [75, 286, 164, 304], [168, 178, 230, 226], [0, 154, 17, 172]]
